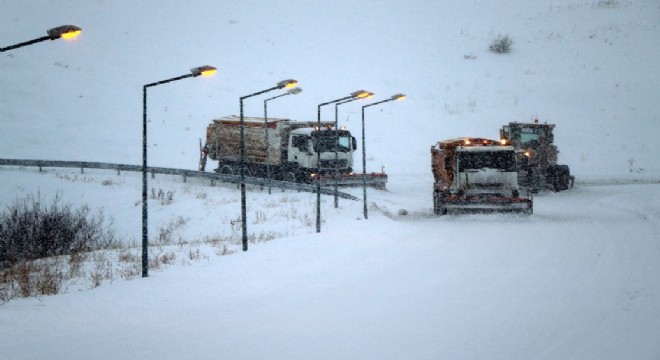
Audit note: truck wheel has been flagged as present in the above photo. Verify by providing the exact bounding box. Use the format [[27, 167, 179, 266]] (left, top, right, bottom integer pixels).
[[549, 165, 570, 192], [530, 168, 543, 193], [557, 165, 571, 191], [433, 191, 447, 216], [219, 165, 235, 175], [283, 172, 298, 183], [241, 166, 253, 177]]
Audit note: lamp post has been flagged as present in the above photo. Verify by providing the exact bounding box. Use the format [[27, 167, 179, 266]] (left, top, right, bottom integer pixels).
[[315, 90, 371, 233], [142, 65, 217, 277], [1, 25, 82, 52], [361, 93, 406, 219], [240, 79, 298, 251], [264, 87, 303, 194], [332, 93, 373, 208]]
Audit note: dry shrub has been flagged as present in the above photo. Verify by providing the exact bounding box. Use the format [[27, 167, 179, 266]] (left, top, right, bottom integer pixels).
[[489, 34, 513, 53], [0, 193, 118, 269]]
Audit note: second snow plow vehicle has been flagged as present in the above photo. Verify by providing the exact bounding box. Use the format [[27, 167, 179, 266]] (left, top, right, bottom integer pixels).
[[500, 120, 574, 192], [431, 138, 533, 215]]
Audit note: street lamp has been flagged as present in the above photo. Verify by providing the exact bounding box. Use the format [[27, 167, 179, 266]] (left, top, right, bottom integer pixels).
[[240, 79, 299, 251], [315, 90, 371, 233], [332, 93, 373, 208], [1, 25, 82, 52], [264, 87, 302, 194], [142, 65, 217, 277], [361, 93, 406, 219]]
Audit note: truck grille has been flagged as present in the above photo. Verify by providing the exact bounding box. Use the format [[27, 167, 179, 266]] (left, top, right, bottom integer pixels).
[[320, 159, 348, 169]]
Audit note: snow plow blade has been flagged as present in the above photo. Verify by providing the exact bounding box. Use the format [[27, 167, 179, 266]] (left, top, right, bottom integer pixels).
[[317, 173, 388, 189], [441, 195, 533, 215]]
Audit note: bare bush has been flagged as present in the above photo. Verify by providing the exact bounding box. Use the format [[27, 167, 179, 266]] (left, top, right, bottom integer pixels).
[[0, 193, 118, 269], [36, 265, 63, 295], [118, 262, 141, 280], [151, 188, 175, 205], [252, 210, 267, 224], [149, 251, 176, 270], [215, 244, 235, 257], [299, 213, 314, 228], [0, 270, 12, 303], [489, 34, 513, 53], [89, 255, 113, 289], [68, 252, 88, 278], [118, 249, 139, 263], [597, 0, 619, 7], [155, 216, 189, 245], [1, 260, 65, 300], [188, 247, 208, 262]]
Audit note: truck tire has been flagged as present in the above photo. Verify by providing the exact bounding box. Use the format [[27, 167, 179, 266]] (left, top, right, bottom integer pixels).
[[433, 190, 448, 216], [240, 166, 253, 178], [218, 165, 235, 175], [283, 171, 298, 183], [529, 168, 543, 193], [559, 165, 571, 191], [548, 165, 571, 192]]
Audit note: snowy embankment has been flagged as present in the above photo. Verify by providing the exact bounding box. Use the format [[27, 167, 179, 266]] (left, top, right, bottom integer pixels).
[[1, 167, 660, 360]]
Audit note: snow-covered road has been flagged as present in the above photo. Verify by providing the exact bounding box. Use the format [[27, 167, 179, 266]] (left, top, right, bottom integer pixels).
[[1, 168, 659, 359]]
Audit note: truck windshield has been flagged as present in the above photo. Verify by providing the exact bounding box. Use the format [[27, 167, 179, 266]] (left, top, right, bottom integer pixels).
[[313, 131, 352, 152], [458, 151, 516, 172], [510, 126, 543, 145], [520, 133, 540, 144]]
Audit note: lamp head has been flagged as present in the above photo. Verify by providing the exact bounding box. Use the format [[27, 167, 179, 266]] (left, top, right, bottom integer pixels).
[[277, 79, 298, 89], [391, 93, 406, 101], [47, 25, 82, 40], [287, 87, 303, 95], [351, 90, 373, 99], [191, 65, 217, 77]]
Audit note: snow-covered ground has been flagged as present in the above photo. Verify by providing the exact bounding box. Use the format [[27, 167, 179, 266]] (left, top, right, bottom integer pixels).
[[2, 0, 660, 359], [1, 168, 660, 360]]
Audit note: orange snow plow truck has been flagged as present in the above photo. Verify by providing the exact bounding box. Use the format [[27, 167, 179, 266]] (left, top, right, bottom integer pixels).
[[431, 138, 533, 215]]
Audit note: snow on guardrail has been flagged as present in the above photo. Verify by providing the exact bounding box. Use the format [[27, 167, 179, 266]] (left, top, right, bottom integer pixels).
[[0, 158, 358, 200]]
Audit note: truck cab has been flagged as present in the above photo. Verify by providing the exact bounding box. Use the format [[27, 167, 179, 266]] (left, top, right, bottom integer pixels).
[[431, 138, 532, 215], [287, 127, 356, 181], [501, 121, 558, 167]]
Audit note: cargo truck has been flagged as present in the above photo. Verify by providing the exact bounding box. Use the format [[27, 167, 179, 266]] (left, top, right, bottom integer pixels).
[[200, 115, 387, 187]]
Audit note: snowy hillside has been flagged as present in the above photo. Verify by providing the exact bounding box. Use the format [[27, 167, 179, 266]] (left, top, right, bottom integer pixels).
[[2, 1, 660, 359], [1, 0, 659, 180]]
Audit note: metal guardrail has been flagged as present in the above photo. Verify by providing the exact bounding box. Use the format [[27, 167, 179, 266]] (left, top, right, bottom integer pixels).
[[0, 158, 358, 200]]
